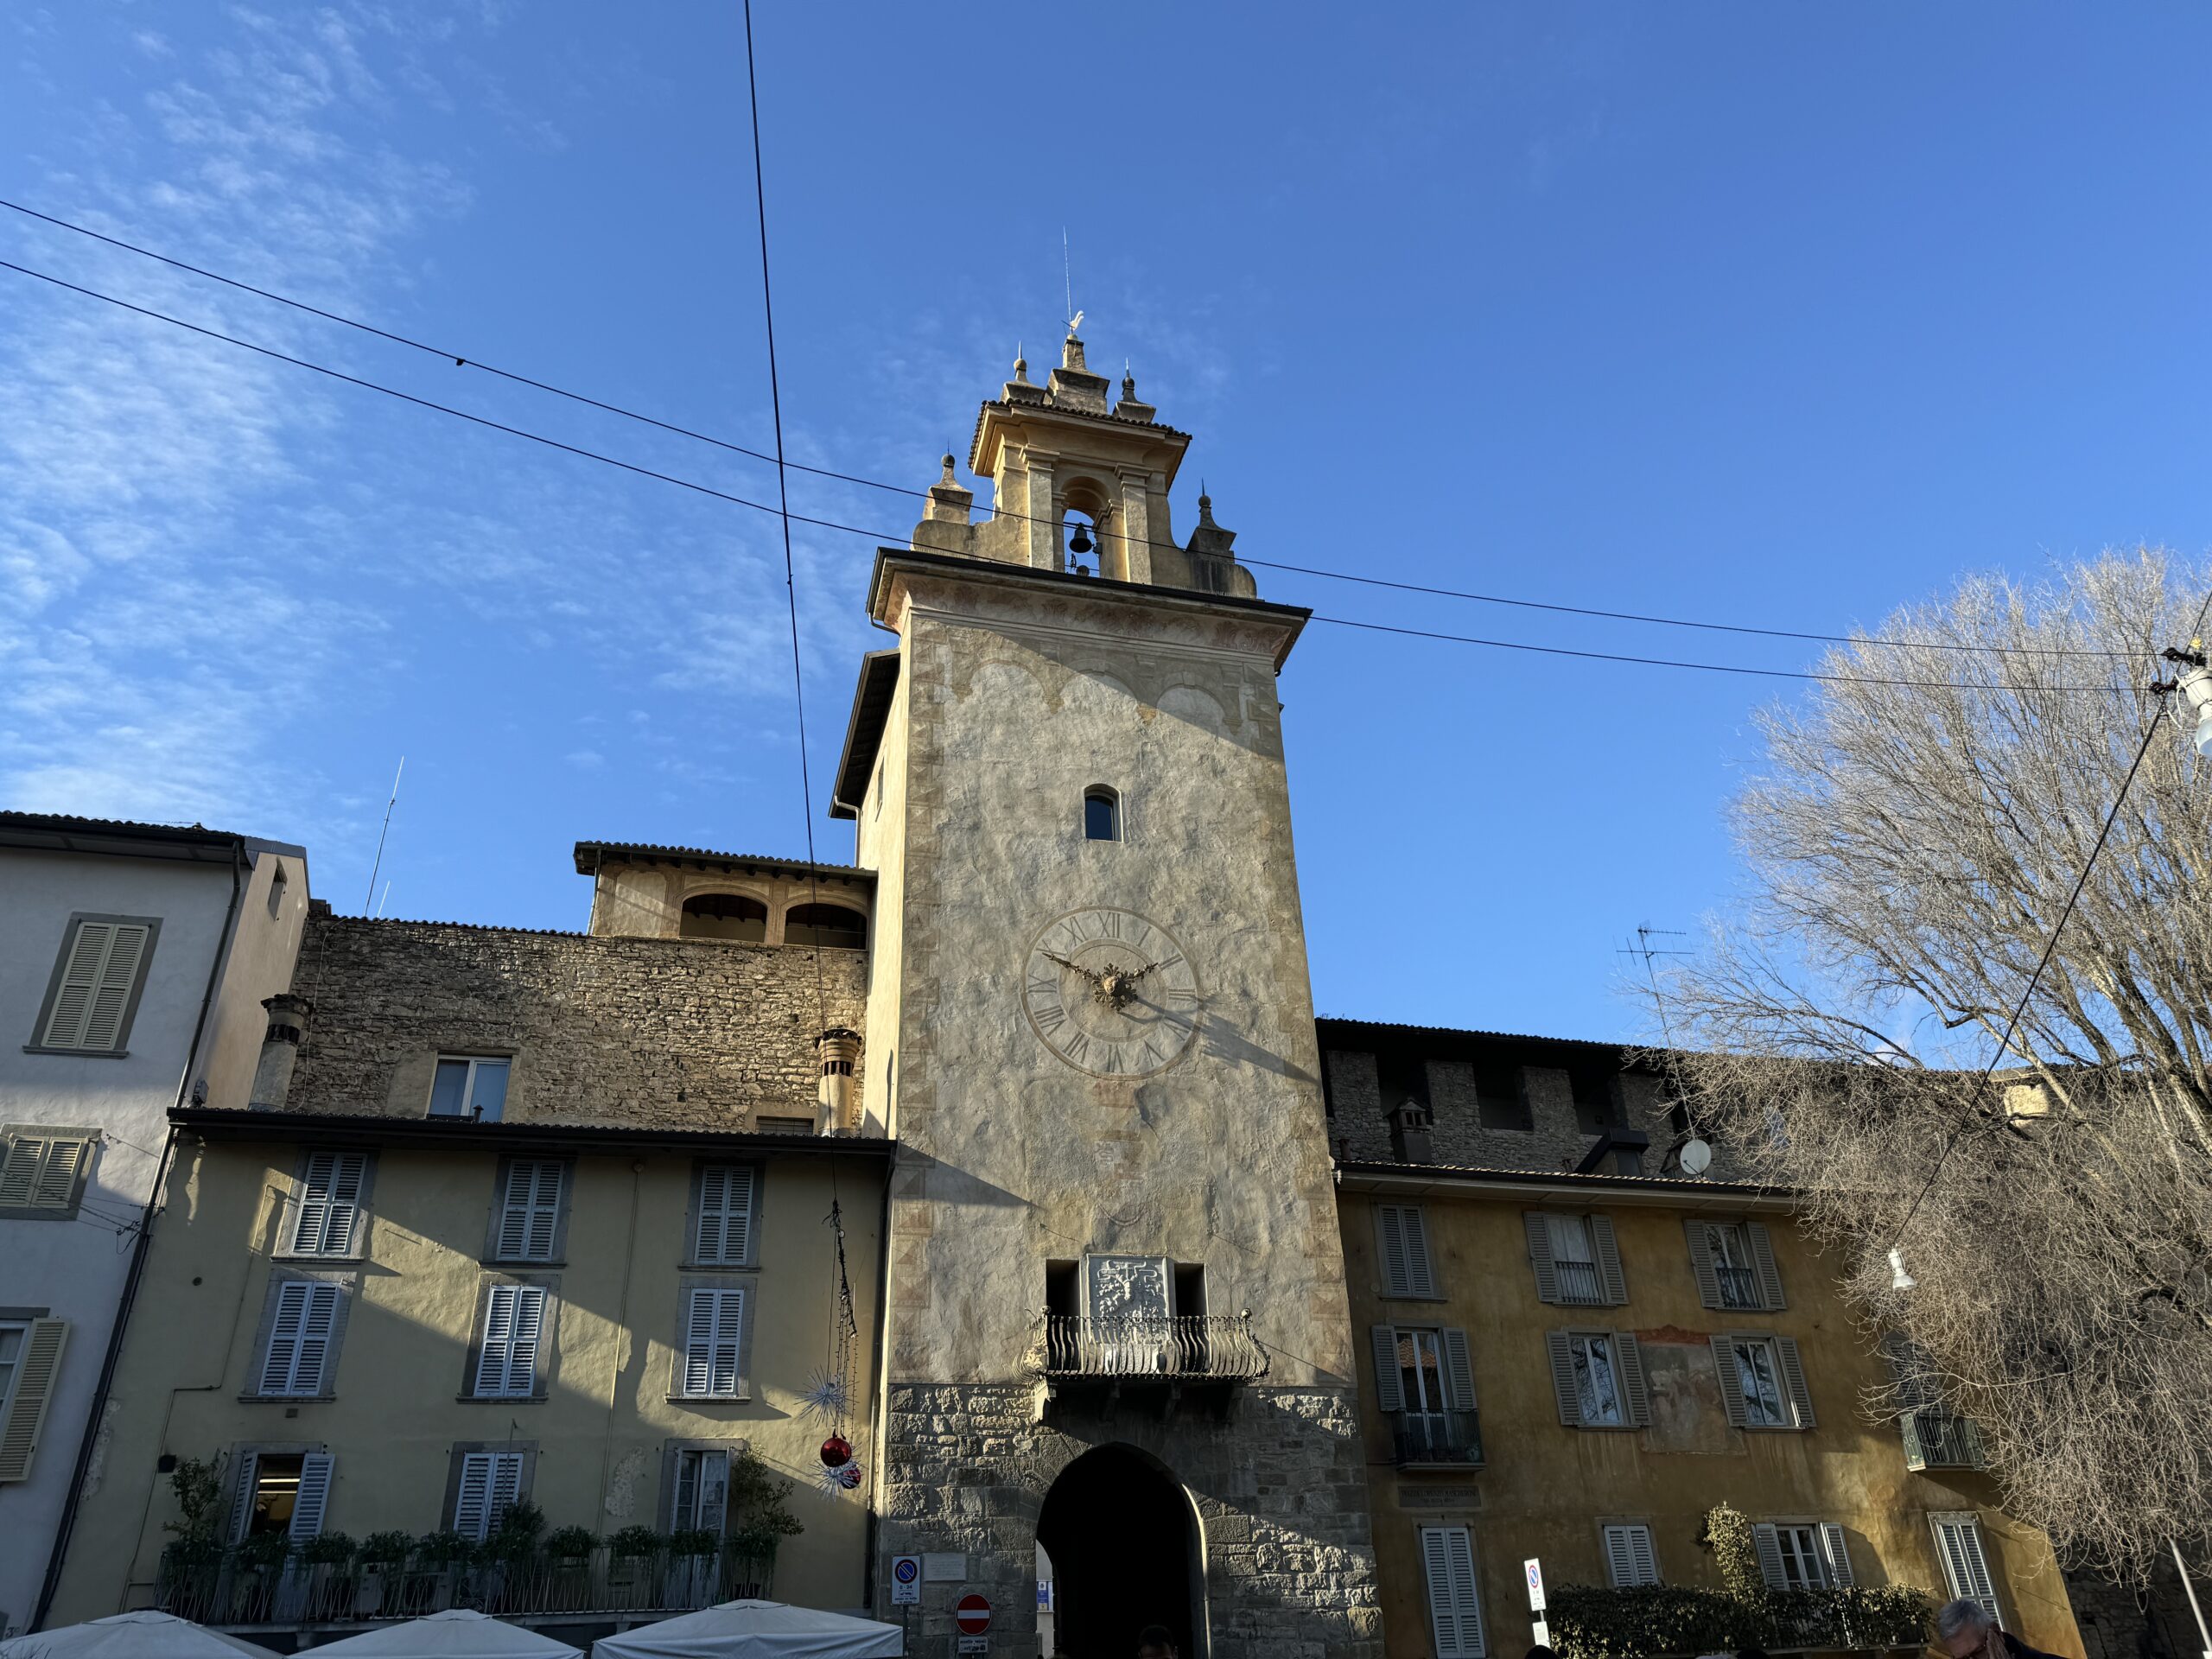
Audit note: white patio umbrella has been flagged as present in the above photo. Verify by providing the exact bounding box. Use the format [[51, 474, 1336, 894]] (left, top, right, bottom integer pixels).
[[307, 1608, 584, 1658], [0, 1610, 283, 1658], [590, 1600, 902, 1659]]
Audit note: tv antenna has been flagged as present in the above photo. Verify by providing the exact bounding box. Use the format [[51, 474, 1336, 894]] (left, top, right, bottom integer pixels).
[[1619, 924, 1704, 1173], [363, 756, 404, 914]]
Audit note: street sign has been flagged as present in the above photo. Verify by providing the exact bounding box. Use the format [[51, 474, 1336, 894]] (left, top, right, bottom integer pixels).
[[1524, 1558, 1547, 1612], [1533, 1619, 1552, 1648], [957, 1640, 988, 1656], [891, 1555, 920, 1605], [956, 1594, 992, 1636]]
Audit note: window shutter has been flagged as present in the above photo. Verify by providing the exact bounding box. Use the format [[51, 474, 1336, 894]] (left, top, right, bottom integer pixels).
[[453, 1454, 493, 1541], [697, 1166, 755, 1264], [260, 1282, 310, 1394], [1932, 1516, 2002, 1624], [498, 1161, 563, 1261], [1751, 1523, 1788, 1590], [1421, 1526, 1485, 1658], [1614, 1332, 1651, 1426], [1402, 1206, 1437, 1298], [1524, 1212, 1560, 1303], [289, 1452, 334, 1542], [475, 1284, 545, 1397], [505, 1287, 545, 1396], [41, 921, 150, 1051], [228, 1451, 261, 1543], [1630, 1525, 1659, 1586], [683, 1287, 745, 1396], [0, 1133, 92, 1211], [1775, 1336, 1815, 1428], [1685, 1221, 1722, 1309], [1710, 1335, 1750, 1427], [1440, 1328, 1478, 1413], [292, 1152, 367, 1257], [1900, 1408, 1929, 1470], [292, 1153, 335, 1254], [1603, 1525, 1637, 1587], [1370, 1326, 1406, 1413], [1590, 1215, 1627, 1305], [292, 1283, 340, 1395], [0, 1319, 69, 1482], [1820, 1522, 1855, 1587], [1544, 1331, 1580, 1426], [1745, 1222, 1786, 1310], [488, 1450, 523, 1531]]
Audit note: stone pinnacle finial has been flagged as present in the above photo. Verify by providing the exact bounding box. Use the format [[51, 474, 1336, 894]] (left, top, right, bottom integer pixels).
[[1013, 343, 1030, 384], [939, 454, 958, 484], [1122, 360, 1136, 400]]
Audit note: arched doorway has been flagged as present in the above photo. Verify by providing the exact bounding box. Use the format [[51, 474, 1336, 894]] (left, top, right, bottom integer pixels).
[[1037, 1444, 1205, 1659]]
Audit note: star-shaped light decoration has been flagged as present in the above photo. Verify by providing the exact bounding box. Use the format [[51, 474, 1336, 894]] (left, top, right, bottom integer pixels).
[[798, 1370, 851, 1423]]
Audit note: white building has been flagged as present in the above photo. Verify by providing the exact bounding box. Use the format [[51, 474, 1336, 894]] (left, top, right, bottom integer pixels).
[[0, 813, 308, 1637]]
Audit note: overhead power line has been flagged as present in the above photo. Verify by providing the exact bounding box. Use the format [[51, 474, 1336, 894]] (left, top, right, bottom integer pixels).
[[0, 195, 2139, 664], [0, 253, 2141, 698]]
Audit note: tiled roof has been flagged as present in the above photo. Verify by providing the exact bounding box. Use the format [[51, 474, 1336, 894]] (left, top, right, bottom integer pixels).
[[1318, 1014, 1668, 1058], [1336, 1157, 1790, 1198], [573, 842, 873, 879], [0, 810, 306, 862]]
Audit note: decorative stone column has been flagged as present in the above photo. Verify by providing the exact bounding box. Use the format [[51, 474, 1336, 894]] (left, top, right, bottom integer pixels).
[[249, 993, 315, 1111]]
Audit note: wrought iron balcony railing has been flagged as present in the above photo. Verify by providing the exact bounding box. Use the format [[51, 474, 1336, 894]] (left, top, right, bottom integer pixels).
[[1554, 1260, 1605, 1304], [1032, 1313, 1269, 1382], [1393, 1408, 1483, 1466], [1902, 1408, 1986, 1471], [1715, 1264, 1763, 1308]]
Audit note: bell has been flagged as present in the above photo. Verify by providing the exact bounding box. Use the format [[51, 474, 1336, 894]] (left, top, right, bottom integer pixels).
[[1067, 521, 1093, 556]]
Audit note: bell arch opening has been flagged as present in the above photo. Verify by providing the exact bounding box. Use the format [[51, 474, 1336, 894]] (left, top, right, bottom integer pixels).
[[1036, 1443, 1206, 1659], [679, 892, 768, 941]]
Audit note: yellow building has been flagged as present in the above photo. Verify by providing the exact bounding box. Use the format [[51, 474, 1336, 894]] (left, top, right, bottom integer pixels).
[[47, 878, 887, 1651], [1321, 1018, 2083, 1659]]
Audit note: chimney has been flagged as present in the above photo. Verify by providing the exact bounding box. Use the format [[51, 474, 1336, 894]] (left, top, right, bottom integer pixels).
[[250, 994, 314, 1111], [817, 1027, 862, 1134], [1389, 1097, 1435, 1165]]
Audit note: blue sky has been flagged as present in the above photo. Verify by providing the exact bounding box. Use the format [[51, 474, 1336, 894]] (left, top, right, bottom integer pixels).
[[4, 4, 2209, 1041]]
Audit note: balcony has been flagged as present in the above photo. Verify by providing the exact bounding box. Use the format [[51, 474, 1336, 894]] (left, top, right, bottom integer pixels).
[[156, 1536, 773, 1637], [1393, 1408, 1482, 1467], [1555, 1260, 1605, 1303], [1715, 1264, 1762, 1309], [1903, 1408, 1986, 1471], [1029, 1313, 1268, 1420]]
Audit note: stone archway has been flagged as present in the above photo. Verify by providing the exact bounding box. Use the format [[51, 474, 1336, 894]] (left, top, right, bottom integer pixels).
[[1036, 1443, 1205, 1659]]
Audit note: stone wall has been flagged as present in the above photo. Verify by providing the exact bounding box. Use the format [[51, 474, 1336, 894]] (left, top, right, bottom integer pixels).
[[879, 1384, 1382, 1659], [285, 912, 867, 1129], [2067, 1561, 2208, 1659]]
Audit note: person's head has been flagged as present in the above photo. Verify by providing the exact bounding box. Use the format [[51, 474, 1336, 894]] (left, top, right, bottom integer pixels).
[[1137, 1625, 1178, 1659], [1936, 1599, 1998, 1659], [1528, 1645, 1558, 1659]]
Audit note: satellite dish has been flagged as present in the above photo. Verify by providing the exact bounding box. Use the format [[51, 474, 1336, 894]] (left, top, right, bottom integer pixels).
[[1678, 1137, 1713, 1176]]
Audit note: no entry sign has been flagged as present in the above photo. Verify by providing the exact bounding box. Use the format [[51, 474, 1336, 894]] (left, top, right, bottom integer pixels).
[[956, 1594, 992, 1635]]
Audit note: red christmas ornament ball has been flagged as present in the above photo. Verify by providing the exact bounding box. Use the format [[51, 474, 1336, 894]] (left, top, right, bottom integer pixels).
[[820, 1434, 854, 1468], [836, 1462, 863, 1490]]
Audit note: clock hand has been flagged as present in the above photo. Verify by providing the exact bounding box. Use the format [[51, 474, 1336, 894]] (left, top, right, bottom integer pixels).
[[1042, 950, 1105, 985]]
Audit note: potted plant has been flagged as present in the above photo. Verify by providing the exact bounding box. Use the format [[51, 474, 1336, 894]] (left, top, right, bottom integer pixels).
[[156, 1458, 226, 1620], [606, 1526, 662, 1611], [355, 1530, 413, 1618], [541, 1524, 597, 1614]]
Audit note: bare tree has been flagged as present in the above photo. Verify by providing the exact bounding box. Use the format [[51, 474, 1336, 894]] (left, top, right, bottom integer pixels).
[[1658, 547, 2212, 1581]]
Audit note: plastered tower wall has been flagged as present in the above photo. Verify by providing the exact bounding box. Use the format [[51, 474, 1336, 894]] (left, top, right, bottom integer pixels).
[[861, 550, 1383, 1658]]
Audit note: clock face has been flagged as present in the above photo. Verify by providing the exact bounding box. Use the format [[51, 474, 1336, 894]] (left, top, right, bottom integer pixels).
[[1023, 907, 1202, 1078]]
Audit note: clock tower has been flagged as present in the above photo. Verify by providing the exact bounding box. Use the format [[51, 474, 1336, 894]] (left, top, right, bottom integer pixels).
[[831, 333, 1382, 1659]]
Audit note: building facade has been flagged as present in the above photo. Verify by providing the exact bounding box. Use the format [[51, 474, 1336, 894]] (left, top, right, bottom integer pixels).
[[0, 813, 307, 1638]]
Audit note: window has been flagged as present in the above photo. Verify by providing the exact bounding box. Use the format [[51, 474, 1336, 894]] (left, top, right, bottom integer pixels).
[[1370, 1325, 1479, 1464], [1474, 1061, 1531, 1131], [29, 915, 158, 1054], [1545, 1329, 1650, 1429], [755, 1116, 812, 1135], [1084, 787, 1121, 842], [784, 903, 867, 950], [1885, 1334, 1986, 1470], [1420, 1526, 1486, 1658], [1930, 1513, 2001, 1625], [672, 1448, 731, 1533], [226, 1451, 334, 1545], [490, 1160, 566, 1262], [253, 1280, 346, 1397], [1687, 1219, 1785, 1312], [1567, 1058, 1618, 1134], [287, 1151, 370, 1257], [678, 1287, 747, 1398], [1523, 1211, 1625, 1306], [472, 1283, 549, 1399], [0, 1319, 68, 1482], [1376, 1204, 1438, 1299], [452, 1451, 526, 1541], [1754, 1522, 1853, 1591], [680, 893, 768, 942], [1711, 1333, 1815, 1430], [692, 1166, 756, 1265], [429, 1056, 510, 1122], [0, 1126, 97, 1217], [1604, 1524, 1660, 1587]]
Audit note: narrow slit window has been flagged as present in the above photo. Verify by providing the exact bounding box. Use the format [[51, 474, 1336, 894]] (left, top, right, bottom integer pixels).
[[1084, 788, 1121, 842]]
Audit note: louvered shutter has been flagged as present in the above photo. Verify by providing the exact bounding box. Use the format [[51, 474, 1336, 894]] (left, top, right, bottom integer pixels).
[[1751, 1523, 1788, 1590], [260, 1282, 310, 1393], [293, 1153, 368, 1256], [453, 1454, 493, 1540], [291, 1283, 340, 1395], [1370, 1326, 1406, 1413], [1524, 1212, 1560, 1303], [487, 1450, 523, 1531], [1629, 1525, 1659, 1586], [1686, 1222, 1723, 1309], [696, 1166, 755, 1264], [1377, 1205, 1421, 1297], [1775, 1336, 1815, 1428], [1932, 1515, 2001, 1624], [1440, 1328, 1478, 1413], [1819, 1522, 1854, 1587], [0, 1133, 92, 1211], [1422, 1526, 1485, 1658], [228, 1452, 261, 1542], [0, 1319, 69, 1482], [289, 1452, 334, 1542], [41, 922, 151, 1051], [1604, 1523, 1658, 1587], [1590, 1215, 1627, 1305], [292, 1154, 334, 1253], [1614, 1332, 1651, 1426], [505, 1287, 544, 1396], [1710, 1335, 1750, 1427], [497, 1161, 563, 1261], [1544, 1331, 1580, 1426], [1745, 1222, 1786, 1310], [683, 1288, 745, 1396], [1402, 1206, 1438, 1297], [475, 1285, 545, 1397]]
